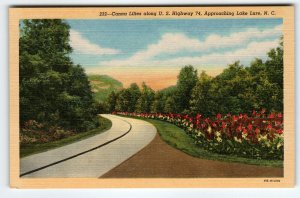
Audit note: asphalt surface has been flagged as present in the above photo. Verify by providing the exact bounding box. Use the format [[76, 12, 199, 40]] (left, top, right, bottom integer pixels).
[[20, 114, 157, 178]]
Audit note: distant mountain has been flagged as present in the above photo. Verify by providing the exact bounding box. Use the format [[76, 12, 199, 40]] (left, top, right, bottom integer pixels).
[[88, 75, 123, 102]]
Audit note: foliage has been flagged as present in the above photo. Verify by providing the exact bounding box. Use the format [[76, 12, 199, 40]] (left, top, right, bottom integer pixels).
[[135, 82, 155, 113], [130, 117, 283, 167], [174, 65, 198, 113], [20, 19, 99, 132], [107, 91, 118, 112], [190, 71, 214, 116], [20, 116, 112, 157], [115, 111, 284, 160], [107, 38, 283, 116]]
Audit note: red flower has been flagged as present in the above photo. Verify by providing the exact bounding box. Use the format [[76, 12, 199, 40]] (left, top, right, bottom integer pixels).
[[237, 125, 242, 132], [196, 113, 202, 119], [247, 124, 253, 131], [233, 116, 238, 122], [277, 112, 283, 118], [267, 124, 272, 130], [222, 122, 226, 129], [255, 128, 260, 135], [275, 121, 282, 126], [268, 113, 275, 119], [216, 113, 221, 119], [252, 110, 256, 116], [277, 129, 283, 134], [243, 128, 248, 134]]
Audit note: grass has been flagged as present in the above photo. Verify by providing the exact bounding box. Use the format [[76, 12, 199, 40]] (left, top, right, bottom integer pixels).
[[20, 116, 112, 158], [125, 116, 283, 168]]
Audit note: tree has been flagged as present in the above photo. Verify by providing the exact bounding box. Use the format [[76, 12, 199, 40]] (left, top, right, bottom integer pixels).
[[114, 83, 141, 112], [265, 37, 283, 89], [107, 91, 118, 112], [190, 71, 216, 116], [127, 83, 141, 112], [164, 96, 176, 113], [174, 65, 198, 113], [20, 19, 98, 132], [136, 82, 154, 113], [115, 89, 131, 112], [151, 91, 164, 113], [210, 61, 255, 115], [264, 37, 283, 112]]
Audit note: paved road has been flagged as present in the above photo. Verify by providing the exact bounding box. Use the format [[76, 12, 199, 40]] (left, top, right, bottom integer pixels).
[[20, 114, 157, 178]]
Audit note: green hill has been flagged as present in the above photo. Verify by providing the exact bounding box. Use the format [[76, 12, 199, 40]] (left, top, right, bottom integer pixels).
[[88, 75, 123, 102]]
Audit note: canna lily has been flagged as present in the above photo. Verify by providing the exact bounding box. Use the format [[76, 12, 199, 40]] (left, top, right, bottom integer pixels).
[[255, 128, 260, 135], [268, 113, 275, 119], [196, 113, 202, 119], [277, 129, 283, 134], [267, 124, 272, 130], [233, 116, 238, 122], [247, 124, 253, 131], [237, 125, 242, 132], [239, 114, 243, 119], [221, 122, 226, 129], [114, 111, 283, 159]]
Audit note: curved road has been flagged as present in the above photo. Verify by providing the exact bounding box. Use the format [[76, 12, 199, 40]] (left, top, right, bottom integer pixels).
[[20, 114, 157, 178]]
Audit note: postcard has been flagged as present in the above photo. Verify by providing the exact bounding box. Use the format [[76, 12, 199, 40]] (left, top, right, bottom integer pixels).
[[9, 6, 294, 188]]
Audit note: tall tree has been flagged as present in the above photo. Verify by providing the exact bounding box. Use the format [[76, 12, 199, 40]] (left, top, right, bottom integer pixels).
[[174, 65, 198, 113], [107, 91, 118, 112], [20, 19, 98, 132], [264, 38, 283, 112], [151, 91, 164, 113], [115, 89, 131, 112], [127, 83, 141, 112], [136, 82, 155, 113], [190, 71, 215, 116]]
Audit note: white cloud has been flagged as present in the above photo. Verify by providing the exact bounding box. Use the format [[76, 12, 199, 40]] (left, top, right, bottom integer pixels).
[[70, 30, 120, 55], [100, 39, 279, 67], [151, 39, 279, 67], [98, 24, 282, 67]]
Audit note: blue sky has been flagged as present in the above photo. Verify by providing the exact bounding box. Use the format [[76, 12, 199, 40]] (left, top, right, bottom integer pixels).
[[67, 19, 282, 89]]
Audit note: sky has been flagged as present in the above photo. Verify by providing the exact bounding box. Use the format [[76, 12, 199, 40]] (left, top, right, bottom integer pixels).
[[67, 19, 283, 90]]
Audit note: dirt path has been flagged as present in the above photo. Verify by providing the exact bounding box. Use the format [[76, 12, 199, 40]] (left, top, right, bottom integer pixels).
[[101, 134, 283, 178]]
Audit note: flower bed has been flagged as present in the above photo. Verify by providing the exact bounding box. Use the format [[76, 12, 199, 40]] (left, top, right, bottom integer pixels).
[[114, 110, 283, 160]]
